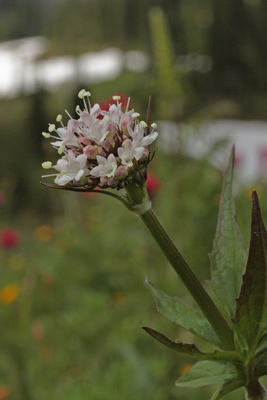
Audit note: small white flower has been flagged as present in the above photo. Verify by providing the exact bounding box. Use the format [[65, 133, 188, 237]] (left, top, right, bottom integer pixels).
[[54, 151, 89, 186], [83, 119, 109, 145], [90, 154, 118, 178], [51, 119, 79, 148], [79, 103, 101, 127], [128, 123, 158, 147], [118, 139, 144, 167]]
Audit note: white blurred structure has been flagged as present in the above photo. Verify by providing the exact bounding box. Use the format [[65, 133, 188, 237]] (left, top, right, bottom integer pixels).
[[0, 37, 149, 98], [158, 120, 267, 184]]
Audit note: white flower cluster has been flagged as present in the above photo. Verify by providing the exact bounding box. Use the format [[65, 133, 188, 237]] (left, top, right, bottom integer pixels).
[[42, 90, 158, 190]]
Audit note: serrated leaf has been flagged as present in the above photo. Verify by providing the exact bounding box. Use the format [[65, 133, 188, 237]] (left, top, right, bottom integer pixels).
[[233, 191, 267, 355], [210, 146, 247, 316], [142, 326, 244, 364], [144, 278, 221, 347], [175, 360, 238, 388], [210, 380, 244, 400]]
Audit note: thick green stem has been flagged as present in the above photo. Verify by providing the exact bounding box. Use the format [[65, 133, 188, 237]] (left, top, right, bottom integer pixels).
[[126, 183, 235, 350], [246, 359, 266, 400]]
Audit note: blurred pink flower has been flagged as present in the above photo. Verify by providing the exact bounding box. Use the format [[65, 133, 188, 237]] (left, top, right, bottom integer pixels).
[[0, 228, 21, 248]]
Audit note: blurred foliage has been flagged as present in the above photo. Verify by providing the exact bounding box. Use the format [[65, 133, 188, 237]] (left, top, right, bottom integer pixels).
[[148, 7, 185, 120], [2, 146, 267, 398]]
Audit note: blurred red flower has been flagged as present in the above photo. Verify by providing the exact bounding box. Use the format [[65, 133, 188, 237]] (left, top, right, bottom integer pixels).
[[146, 173, 161, 197], [0, 228, 21, 248], [97, 93, 130, 119]]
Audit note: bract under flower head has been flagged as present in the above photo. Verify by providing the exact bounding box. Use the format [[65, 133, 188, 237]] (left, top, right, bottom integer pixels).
[[41, 90, 158, 190]]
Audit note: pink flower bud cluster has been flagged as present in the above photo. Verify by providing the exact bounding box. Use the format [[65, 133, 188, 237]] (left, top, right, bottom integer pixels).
[[42, 91, 158, 190]]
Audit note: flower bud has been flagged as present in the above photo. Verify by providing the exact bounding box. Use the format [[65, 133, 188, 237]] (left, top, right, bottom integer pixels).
[[104, 137, 115, 151], [83, 145, 98, 159], [98, 146, 108, 157], [121, 115, 132, 130], [78, 136, 90, 147], [108, 177, 118, 187], [116, 165, 128, 179]]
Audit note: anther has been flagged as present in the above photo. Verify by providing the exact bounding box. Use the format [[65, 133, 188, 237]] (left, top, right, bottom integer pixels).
[[42, 161, 52, 169], [48, 124, 56, 132], [58, 146, 65, 155], [78, 89, 86, 99], [140, 121, 148, 128]]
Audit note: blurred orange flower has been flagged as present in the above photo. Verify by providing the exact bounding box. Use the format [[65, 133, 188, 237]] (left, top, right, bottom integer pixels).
[[0, 284, 20, 304], [0, 386, 10, 399], [34, 225, 54, 242], [180, 363, 193, 376]]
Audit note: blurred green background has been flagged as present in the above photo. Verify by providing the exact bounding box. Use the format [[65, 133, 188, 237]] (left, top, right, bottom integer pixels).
[[1, 0, 267, 399]]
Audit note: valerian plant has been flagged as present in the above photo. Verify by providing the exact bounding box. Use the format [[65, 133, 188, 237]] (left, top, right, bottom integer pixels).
[[41, 90, 267, 400]]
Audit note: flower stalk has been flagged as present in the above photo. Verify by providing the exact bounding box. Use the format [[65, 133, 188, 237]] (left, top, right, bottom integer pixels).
[[125, 182, 235, 351]]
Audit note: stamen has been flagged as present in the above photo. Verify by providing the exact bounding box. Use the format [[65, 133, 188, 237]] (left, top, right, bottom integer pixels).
[[113, 95, 121, 101], [56, 114, 62, 122], [151, 123, 157, 129], [58, 146, 65, 155], [140, 121, 148, 128], [132, 112, 140, 119], [65, 110, 73, 119], [82, 97, 88, 112], [49, 124, 56, 132], [78, 89, 86, 99], [103, 115, 111, 122], [125, 97, 130, 113], [42, 173, 58, 178], [42, 161, 52, 169], [42, 132, 50, 138]]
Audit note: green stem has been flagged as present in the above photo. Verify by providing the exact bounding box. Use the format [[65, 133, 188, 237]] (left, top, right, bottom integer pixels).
[[246, 359, 266, 399], [126, 183, 235, 351]]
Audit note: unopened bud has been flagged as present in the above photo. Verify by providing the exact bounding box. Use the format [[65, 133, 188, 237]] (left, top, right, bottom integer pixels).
[[116, 165, 128, 179], [83, 145, 98, 159], [108, 177, 118, 187]]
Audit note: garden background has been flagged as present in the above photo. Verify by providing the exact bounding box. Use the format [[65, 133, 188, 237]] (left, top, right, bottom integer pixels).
[[1, 0, 267, 399]]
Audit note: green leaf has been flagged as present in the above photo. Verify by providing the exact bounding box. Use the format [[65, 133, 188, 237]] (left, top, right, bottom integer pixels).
[[209, 146, 247, 316], [233, 191, 267, 356], [210, 380, 244, 400], [142, 326, 244, 365], [144, 278, 221, 347], [175, 360, 238, 388]]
